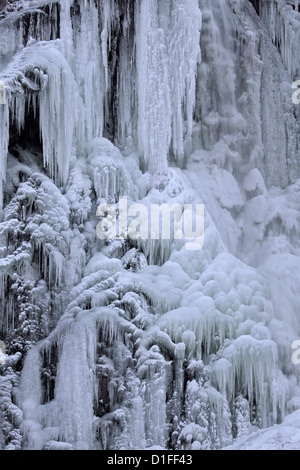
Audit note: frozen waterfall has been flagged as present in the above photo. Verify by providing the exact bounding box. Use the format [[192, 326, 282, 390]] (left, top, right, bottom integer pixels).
[[0, 0, 300, 451]]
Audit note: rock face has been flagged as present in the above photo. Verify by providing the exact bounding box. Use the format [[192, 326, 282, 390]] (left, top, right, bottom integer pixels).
[[0, 0, 299, 451]]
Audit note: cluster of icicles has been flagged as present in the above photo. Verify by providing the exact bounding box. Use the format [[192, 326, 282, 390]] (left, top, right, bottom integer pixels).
[[0, 0, 201, 211]]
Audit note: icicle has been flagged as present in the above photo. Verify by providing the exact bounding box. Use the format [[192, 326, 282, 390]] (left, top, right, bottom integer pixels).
[[37, 47, 78, 185], [116, 2, 136, 147], [69, 0, 105, 144], [260, 0, 300, 80], [135, 0, 202, 173], [19, 347, 42, 417], [100, 0, 113, 93], [135, 0, 172, 174], [140, 345, 167, 447], [18, 347, 43, 450], [60, 0, 74, 65], [0, 98, 9, 212], [168, 0, 202, 160], [53, 315, 98, 449]]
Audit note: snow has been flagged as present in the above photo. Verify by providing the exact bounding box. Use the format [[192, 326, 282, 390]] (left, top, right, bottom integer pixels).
[[225, 409, 300, 450]]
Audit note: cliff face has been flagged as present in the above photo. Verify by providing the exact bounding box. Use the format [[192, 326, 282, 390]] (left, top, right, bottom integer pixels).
[[0, 0, 299, 451]]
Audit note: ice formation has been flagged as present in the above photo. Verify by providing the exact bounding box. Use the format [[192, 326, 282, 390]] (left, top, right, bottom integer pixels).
[[0, 0, 300, 451]]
